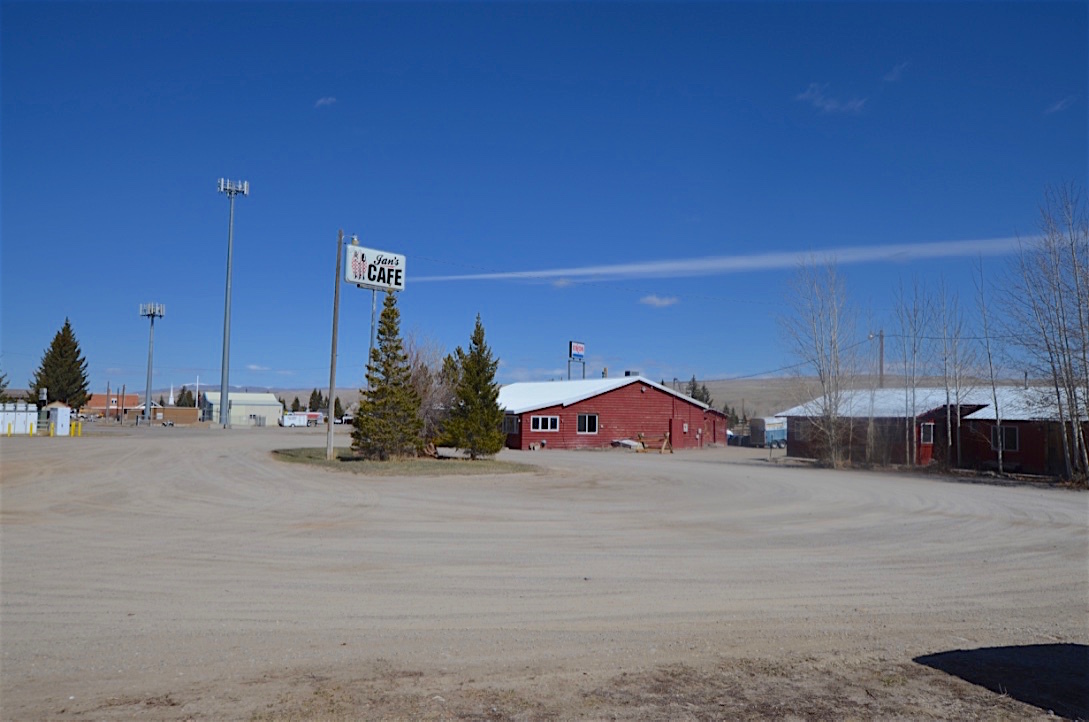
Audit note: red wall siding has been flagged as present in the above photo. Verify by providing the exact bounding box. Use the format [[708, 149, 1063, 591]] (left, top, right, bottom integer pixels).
[[960, 420, 1050, 475], [510, 381, 713, 450]]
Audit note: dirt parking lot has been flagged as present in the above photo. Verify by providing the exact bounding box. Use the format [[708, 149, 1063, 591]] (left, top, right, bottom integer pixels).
[[1, 427, 1087, 720]]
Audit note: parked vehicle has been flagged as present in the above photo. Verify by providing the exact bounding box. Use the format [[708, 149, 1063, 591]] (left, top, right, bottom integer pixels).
[[749, 417, 787, 448]]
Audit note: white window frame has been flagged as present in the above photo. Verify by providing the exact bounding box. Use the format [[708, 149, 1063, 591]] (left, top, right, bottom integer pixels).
[[919, 422, 934, 445], [991, 424, 1019, 452], [577, 413, 598, 434], [530, 415, 559, 432]]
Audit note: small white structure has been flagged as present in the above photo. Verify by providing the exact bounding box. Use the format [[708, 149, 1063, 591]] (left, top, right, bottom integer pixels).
[[1, 402, 37, 435], [47, 406, 72, 436]]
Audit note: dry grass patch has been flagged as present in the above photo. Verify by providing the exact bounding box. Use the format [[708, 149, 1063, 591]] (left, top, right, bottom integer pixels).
[[271, 447, 532, 476]]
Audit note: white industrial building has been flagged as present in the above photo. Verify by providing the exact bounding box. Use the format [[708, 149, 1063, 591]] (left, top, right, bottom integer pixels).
[[200, 392, 282, 427]]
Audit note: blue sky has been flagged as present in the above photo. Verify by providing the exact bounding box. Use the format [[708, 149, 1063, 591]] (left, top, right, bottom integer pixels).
[[2, 1, 1086, 395]]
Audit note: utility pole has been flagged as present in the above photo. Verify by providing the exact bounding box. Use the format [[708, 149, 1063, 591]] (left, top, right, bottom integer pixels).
[[327, 230, 344, 460], [879, 330, 884, 389], [869, 329, 885, 388], [140, 303, 165, 424], [217, 178, 249, 428]]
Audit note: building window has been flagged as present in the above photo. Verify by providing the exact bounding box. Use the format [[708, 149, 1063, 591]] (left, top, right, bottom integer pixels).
[[991, 425, 1019, 452], [502, 415, 520, 434], [577, 413, 598, 434], [919, 423, 934, 444], [530, 415, 559, 432]]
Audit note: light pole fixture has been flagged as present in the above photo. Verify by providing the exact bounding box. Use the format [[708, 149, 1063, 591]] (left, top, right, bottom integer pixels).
[[217, 178, 249, 427], [140, 303, 165, 424]]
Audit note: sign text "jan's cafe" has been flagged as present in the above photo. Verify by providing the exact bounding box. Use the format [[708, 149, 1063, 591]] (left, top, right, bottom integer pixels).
[[345, 246, 406, 292]]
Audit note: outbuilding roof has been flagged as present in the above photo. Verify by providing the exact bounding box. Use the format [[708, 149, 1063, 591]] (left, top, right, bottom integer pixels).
[[498, 376, 708, 415], [778, 386, 1065, 422], [201, 391, 282, 406]]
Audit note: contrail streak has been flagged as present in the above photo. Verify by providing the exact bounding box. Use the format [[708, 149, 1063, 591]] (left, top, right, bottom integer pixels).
[[415, 237, 1026, 283]]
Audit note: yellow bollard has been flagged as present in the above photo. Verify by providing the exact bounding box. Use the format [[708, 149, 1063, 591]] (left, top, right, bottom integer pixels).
[[6, 423, 10, 437], [77, 421, 82, 437], [49, 422, 54, 437]]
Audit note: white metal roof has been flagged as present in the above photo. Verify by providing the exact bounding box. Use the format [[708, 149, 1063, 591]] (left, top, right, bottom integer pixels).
[[201, 391, 282, 406], [498, 376, 708, 414], [778, 386, 1064, 421], [962, 387, 1071, 421]]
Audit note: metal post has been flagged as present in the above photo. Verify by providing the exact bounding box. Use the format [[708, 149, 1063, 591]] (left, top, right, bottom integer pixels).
[[368, 288, 377, 383], [219, 192, 236, 427], [327, 230, 344, 460], [140, 304, 165, 424], [879, 329, 885, 389], [217, 178, 248, 428]]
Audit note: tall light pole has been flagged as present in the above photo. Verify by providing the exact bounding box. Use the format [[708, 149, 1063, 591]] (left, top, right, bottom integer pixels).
[[217, 178, 249, 427], [140, 303, 165, 424]]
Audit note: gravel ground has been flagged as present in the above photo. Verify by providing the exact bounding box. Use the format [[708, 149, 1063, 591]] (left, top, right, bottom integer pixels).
[[1, 426, 1086, 720]]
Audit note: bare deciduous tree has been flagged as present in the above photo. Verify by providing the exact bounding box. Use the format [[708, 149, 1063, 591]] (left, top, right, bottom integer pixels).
[[894, 277, 935, 465], [975, 258, 1003, 474], [1008, 184, 1089, 480], [781, 259, 857, 467], [936, 278, 976, 468], [403, 333, 457, 452]]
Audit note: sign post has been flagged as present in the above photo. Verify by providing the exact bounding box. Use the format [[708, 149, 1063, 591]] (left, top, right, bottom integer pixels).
[[326, 230, 344, 460]]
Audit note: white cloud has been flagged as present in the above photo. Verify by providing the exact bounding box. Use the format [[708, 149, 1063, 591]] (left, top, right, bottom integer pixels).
[[796, 83, 865, 114], [552, 279, 573, 288], [640, 294, 679, 307], [1044, 95, 1076, 115], [883, 62, 910, 83], [415, 236, 1026, 284], [246, 364, 270, 371], [314, 96, 337, 108]]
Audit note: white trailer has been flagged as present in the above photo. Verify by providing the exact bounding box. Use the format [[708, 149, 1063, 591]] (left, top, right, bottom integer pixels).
[[279, 412, 309, 428]]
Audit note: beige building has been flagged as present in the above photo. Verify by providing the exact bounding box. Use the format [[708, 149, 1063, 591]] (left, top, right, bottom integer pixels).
[[200, 392, 282, 427]]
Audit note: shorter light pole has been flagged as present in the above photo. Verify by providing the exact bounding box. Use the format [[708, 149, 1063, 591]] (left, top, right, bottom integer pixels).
[[140, 303, 165, 424]]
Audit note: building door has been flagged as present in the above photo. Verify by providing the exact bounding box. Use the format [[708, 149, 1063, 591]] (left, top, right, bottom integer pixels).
[[918, 422, 935, 464]]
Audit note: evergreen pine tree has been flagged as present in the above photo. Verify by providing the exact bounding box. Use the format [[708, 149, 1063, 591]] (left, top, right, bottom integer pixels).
[[686, 375, 699, 398], [445, 314, 505, 459], [28, 318, 90, 409], [291, 396, 301, 412], [0, 370, 11, 403], [699, 383, 713, 406], [175, 386, 192, 407], [352, 292, 422, 460], [158, 395, 165, 407], [333, 396, 344, 419]]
